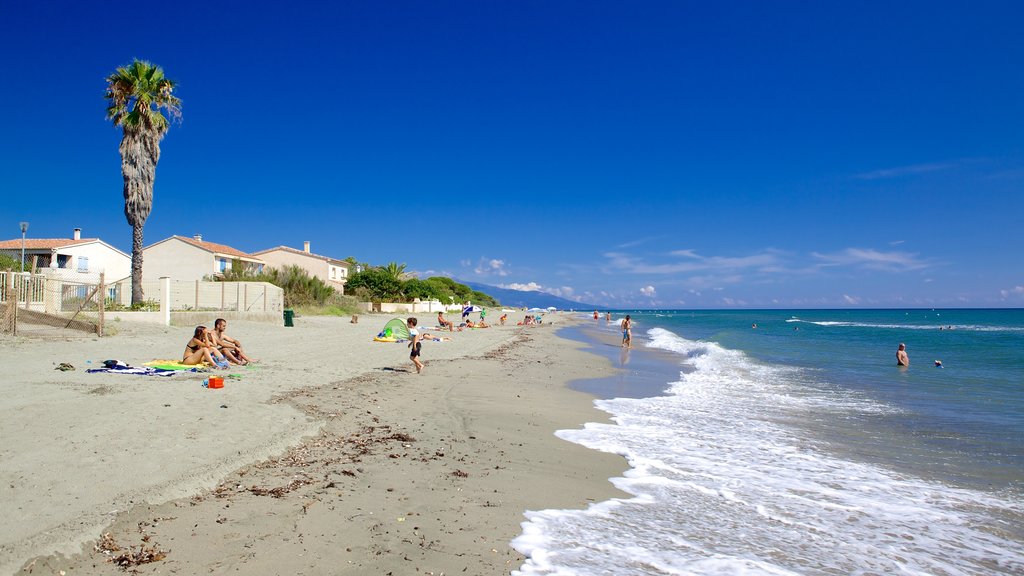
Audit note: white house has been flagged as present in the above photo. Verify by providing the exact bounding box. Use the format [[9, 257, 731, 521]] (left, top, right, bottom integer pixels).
[[252, 241, 349, 293], [142, 235, 265, 282], [0, 228, 131, 280]]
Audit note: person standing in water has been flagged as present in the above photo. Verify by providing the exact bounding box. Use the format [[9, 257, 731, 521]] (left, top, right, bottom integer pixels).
[[621, 315, 632, 348], [897, 343, 909, 367]]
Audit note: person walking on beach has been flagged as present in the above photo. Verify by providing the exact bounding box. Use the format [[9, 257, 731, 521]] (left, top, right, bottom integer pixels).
[[897, 343, 909, 367], [621, 315, 632, 348], [407, 317, 424, 374]]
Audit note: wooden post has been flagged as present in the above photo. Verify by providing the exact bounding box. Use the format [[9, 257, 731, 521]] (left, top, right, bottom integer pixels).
[[195, 280, 200, 310], [97, 272, 105, 337], [263, 285, 267, 311], [221, 281, 225, 310], [236, 283, 241, 312], [244, 284, 248, 312]]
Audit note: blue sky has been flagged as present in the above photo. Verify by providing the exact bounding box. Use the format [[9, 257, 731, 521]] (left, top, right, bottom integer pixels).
[[2, 1, 1022, 308]]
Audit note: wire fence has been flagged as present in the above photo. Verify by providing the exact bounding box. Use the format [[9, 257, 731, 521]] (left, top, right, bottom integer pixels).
[[1, 272, 283, 337], [1, 269, 107, 337]]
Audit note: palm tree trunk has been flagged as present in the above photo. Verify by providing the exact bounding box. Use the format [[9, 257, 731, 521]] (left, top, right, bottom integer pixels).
[[131, 223, 145, 305]]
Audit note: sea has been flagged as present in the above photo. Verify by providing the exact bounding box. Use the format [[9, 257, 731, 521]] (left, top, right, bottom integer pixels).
[[512, 309, 1024, 575]]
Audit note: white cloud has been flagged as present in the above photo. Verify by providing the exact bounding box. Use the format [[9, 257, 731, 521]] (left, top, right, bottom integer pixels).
[[606, 249, 783, 275], [999, 286, 1024, 299], [499, 282, 578, 300], [473, 258, 510, 276], [843, 294, 861, 305], [811, 248, 933, 271], [501, 282, 543, 292], [854, 162, 954, 180], [640, 285, 656, 297]]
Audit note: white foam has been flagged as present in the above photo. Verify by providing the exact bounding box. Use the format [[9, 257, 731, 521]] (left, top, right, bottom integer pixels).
[[513, 326, 1024, 575], [789, 319, 1024, 332]]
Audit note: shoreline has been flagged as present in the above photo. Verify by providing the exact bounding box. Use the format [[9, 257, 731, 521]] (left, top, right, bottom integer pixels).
[[4, 314, 627, 575]]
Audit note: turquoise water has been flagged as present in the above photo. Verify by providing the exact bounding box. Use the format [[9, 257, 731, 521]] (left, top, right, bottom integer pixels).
[[513, 309, 1024, 575]]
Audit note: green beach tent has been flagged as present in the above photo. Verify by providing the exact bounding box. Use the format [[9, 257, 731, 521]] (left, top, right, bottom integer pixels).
[[377, 317, 411, 340]]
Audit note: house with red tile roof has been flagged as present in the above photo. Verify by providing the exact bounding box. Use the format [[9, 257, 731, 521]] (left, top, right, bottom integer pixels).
[[252, 241, 349, 293], [0, 228, 131, 280], [142, 234, 266, 282]]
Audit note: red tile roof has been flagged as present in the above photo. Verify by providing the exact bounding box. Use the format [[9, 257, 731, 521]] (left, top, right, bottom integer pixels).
[[170, 236, 261, 261], [0, 238, 97, 249], [252, 245, 348, 265]]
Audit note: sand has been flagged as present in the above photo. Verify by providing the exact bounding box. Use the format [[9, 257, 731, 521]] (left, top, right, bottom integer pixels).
[[1, 313, 626, 575]]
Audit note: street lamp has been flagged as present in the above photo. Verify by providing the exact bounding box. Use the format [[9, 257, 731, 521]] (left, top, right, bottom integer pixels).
[[19, 221, 28, 272]]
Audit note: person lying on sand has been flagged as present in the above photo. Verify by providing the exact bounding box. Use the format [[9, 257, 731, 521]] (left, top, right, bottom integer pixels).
[[183, 326, 229, 368]]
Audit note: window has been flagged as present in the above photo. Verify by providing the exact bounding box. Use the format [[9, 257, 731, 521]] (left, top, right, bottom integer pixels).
[[218, 258, 228, 272], [77, 256, 89, 273]]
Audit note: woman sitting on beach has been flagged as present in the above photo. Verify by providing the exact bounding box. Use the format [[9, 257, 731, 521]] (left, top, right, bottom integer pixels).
[[183, 326, 229, 368]]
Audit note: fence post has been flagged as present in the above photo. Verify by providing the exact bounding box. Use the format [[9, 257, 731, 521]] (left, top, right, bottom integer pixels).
[[97, 272, 105, 336], [194, 280, 199, 310], [161, 277, 171, 326], [244, 284, 248, 312], [263, 285, 267, 311], [221, 281, 225, 310], [236, 283, 241, 312]]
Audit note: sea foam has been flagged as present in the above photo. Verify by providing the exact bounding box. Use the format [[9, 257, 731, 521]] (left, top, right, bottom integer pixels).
[[513, 326, 1024, 575]]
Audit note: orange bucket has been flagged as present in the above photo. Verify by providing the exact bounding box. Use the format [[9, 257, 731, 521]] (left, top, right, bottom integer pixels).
[[208, 376, 224, 389]]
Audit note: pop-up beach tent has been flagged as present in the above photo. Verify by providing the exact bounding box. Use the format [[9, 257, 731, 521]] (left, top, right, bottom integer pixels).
[[375, 318, 411, 342]]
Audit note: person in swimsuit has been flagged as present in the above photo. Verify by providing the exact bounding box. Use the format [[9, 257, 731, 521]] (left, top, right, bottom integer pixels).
[[212, 318, 252, 365], [621, 315, 632, 348], [183, 326, 226, 367], [897, 343, 909, 367], [437, 311, 453, 331], [407, 317, 424, 374]]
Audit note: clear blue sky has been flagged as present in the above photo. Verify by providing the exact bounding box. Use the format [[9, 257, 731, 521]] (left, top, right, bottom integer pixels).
[[2, 1, 1022, 308]]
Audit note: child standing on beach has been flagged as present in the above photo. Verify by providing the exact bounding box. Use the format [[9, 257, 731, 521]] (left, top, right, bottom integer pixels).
[[407, 317, 424, 374]]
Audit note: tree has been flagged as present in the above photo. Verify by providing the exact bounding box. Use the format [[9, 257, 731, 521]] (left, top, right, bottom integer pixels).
[[382, 262, 408, 282], [346, 268, 404, 302], [105, 60, 181, 305]]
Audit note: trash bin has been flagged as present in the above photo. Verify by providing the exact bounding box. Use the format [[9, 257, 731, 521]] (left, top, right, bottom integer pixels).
[[283, 309, 295, 327]]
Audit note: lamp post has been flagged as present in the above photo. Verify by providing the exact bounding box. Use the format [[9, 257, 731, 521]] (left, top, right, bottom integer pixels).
[[19, 221, 29, 272]]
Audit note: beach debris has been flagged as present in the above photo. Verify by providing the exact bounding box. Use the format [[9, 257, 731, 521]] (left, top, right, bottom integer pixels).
[[451, 470, 469, 478], [55, 362, 75, 371], [94, 531, 168, 569]]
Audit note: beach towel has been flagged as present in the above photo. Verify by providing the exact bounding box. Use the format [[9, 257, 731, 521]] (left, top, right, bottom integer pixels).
[[87, 364, 178, 377], [144, 360, 203, 371]]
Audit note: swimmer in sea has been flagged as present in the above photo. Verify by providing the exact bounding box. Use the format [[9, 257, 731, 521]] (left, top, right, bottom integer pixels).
[[897, 343, 909, 367]]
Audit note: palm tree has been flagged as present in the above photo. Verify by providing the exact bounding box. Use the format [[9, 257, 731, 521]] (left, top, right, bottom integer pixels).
[[382, 261, 408, 281], [104, 60, 181, 305]]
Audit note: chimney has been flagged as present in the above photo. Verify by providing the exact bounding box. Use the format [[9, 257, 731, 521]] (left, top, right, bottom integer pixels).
[[73, 228, 81, 240], [194, 234, 203, 242], [303, 241, 310, 253]]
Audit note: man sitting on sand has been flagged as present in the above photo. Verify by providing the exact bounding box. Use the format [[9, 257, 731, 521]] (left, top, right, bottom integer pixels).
[[437, 311, 454, 331], [213, 318, 253, 365]]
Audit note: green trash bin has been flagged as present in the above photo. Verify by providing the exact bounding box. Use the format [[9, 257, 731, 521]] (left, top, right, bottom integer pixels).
[[283, 309, 295, 327]]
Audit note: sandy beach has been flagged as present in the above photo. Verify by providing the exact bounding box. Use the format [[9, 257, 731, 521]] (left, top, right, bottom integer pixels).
[[1, 313, 626, 575]]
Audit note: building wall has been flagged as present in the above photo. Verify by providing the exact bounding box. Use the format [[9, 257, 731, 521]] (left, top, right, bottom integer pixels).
[[61, 243, 131, 281], [259, 250, 330, 282], [143, 239, 213, 281]]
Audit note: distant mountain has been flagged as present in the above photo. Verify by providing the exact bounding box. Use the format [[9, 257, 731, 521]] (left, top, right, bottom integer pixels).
[[461, 281, 599, 310]]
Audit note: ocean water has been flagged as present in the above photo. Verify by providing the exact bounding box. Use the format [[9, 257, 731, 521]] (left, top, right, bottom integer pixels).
[[513, 309, 1024, 575]]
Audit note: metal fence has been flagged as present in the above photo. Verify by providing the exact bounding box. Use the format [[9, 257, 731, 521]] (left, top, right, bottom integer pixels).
[[1, 273, 283, 336], [1, 270, 107, 336]]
